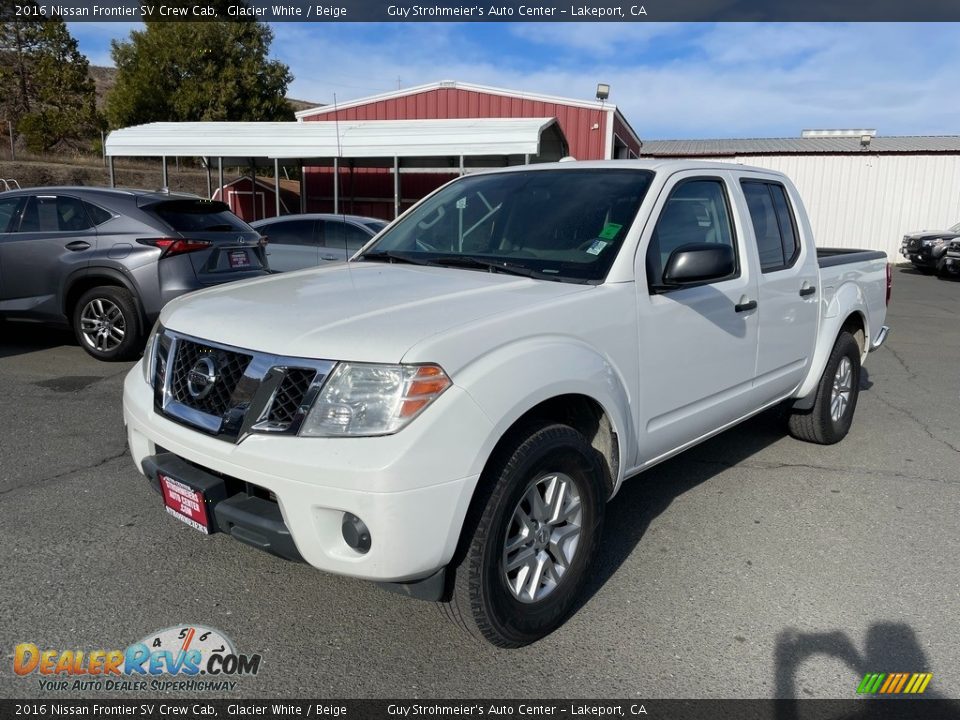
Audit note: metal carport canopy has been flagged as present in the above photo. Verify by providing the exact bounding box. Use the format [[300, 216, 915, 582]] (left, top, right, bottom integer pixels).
[[104, 118, 563, 159]]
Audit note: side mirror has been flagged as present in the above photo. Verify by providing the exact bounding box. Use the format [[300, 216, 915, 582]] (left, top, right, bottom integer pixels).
[[662, 243, 735, 286]]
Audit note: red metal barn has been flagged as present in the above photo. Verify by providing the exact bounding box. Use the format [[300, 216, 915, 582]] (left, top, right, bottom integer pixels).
[[297, 81, 642, 219]]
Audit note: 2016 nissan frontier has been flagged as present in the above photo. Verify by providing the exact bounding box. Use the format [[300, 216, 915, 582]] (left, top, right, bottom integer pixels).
[[123, 160, 891, 647]]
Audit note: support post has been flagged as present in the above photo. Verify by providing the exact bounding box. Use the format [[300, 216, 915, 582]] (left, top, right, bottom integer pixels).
[[250, 158, 257, 221], [274, 158, 281, 217], [299, 161, 306, 213], [393, 156, 400, 219], [333, 157, 339, 215], [161, 156, 168, 188], [8, 120, 14, 161], [205, 159, 212, 198], [108, 156, 115, 188], [217, 157, 224, 200], [459, 155, 465, 176]]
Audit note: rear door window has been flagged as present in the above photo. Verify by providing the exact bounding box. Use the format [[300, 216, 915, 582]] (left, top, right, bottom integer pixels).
[[149, 200, 250, 233], [363, 220, 387, 234], [323, 220, 373, 254], [17, 195, 94, 232], [741, 181, 800, 272]]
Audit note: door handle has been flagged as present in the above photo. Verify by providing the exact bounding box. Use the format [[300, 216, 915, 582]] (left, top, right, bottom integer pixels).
[[65, 241, 90, 251], [735, 299, 758, 313], [321, 254, 339, 261], [799, 285, 817, 297]]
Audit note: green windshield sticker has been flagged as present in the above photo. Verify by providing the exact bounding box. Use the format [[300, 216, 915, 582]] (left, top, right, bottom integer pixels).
[[598, 222, 622, 240]]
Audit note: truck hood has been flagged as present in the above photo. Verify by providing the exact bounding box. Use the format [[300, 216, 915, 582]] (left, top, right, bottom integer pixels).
[[159, 262, 594, 362], [904, 230, 960, 241]]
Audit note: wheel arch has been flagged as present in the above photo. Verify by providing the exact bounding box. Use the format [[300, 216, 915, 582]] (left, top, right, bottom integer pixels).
[[793, 302, 869, 408], [455, 338, 635, 501], [63, 267, 144, 325]]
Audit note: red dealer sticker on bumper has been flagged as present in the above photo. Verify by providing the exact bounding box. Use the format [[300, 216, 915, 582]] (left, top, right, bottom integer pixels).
[[159, 474, 210, 534]]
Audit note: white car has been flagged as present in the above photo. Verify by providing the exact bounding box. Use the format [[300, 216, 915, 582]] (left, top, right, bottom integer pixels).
[[124, 160, 891, 647], [252, 213, 387, 272]]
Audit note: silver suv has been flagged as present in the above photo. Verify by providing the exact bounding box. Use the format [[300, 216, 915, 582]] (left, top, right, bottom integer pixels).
[[0, 187, 268, 360]]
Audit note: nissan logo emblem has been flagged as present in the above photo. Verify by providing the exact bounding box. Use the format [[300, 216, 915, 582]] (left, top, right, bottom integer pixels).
[[186, 356, 219, 400]]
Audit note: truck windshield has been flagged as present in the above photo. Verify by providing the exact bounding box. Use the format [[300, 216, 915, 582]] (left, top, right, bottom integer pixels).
[[360, 169, 654, 283]]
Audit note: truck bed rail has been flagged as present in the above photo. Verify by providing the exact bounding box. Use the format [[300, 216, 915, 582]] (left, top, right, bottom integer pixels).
[[817, 247, 887, 268]]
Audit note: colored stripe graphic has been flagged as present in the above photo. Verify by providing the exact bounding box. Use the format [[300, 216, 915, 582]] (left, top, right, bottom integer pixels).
[[857, 673, 886, 693], [857, 672, 931, 694]]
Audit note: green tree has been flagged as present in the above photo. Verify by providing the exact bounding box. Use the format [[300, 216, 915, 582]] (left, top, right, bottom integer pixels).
[[107, 15, 293, 128], [0, 9, 102, 152]]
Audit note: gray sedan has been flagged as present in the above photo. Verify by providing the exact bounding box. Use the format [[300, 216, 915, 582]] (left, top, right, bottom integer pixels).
[[251, 214, 387, 272]]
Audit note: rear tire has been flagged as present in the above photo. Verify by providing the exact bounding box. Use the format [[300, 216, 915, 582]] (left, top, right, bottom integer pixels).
[[72, 286, 142, 361], [441, 423, 606, 648], [787, 332, 861, 445]]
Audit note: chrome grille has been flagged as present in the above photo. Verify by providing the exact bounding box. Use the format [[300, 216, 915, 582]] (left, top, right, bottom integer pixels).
[[170, 339, 252, 416], [152, 329, 334, 442], [266, 368, 317, 427]]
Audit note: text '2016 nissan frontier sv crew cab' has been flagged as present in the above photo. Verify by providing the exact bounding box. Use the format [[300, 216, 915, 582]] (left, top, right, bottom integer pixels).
[[123, 160, 891, 647]]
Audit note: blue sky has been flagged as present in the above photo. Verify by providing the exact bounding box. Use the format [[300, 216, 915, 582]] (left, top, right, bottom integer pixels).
[[69, 22, 960, 139]]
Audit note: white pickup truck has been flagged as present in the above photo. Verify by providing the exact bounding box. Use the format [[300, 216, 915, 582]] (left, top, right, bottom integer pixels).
[[123, 160, 891, 647]]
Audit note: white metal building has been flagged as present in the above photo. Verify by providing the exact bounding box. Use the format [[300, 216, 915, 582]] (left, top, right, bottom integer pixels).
[[639, 133, 960, 260]]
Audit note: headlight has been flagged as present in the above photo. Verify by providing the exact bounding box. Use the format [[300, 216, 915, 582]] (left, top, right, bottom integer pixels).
[[921, 238, 944, 247], [299, 363, 451, 437], [141, 321, 162, 386]]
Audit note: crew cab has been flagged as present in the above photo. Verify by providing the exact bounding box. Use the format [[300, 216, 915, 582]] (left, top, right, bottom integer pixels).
[[123, 161, 891, 647]]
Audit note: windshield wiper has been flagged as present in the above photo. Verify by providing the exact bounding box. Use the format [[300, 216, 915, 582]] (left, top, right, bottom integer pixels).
[[428, 256, 545, 278], [360, 250, 433, 266], [429, 255, 593, 283]]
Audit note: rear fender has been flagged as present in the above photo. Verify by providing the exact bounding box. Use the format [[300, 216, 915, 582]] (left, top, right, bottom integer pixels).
[[793, 280, 870, 403], [63, 266, 146, 325]]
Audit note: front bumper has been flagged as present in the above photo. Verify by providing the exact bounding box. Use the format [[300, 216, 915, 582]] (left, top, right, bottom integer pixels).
[[123, 364, 490, 583], [941, 252, 960, 274]]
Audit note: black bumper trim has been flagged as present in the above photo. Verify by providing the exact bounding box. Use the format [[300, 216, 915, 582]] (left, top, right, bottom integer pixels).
[[376, 567, 448, 602], [140, 452, 304, 564], [215, 494, 304, 563]]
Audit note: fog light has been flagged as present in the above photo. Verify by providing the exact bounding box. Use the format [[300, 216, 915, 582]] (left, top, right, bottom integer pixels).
[[341, 513, 371, 553]]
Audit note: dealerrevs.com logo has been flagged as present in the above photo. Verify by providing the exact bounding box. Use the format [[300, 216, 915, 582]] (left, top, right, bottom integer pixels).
[[14, 625, 262, 692]]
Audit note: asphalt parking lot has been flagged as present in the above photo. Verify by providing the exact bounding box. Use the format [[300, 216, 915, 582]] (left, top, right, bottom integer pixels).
[[1, 266, 957, 700]]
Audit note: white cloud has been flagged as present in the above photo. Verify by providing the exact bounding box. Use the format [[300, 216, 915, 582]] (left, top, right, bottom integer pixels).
[[305, 23, 960, 138]]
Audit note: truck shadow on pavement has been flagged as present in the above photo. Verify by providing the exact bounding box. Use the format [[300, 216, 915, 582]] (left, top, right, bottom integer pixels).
[[0, 319, 77, 359], [575, 370, 871, 615], [577, 407, 790, 610]]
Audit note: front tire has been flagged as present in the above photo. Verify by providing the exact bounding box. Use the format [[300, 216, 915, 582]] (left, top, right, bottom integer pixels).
[[442, 423, 606, 648], [787, 331, 861, 445], [72, 286, 142, 361]]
